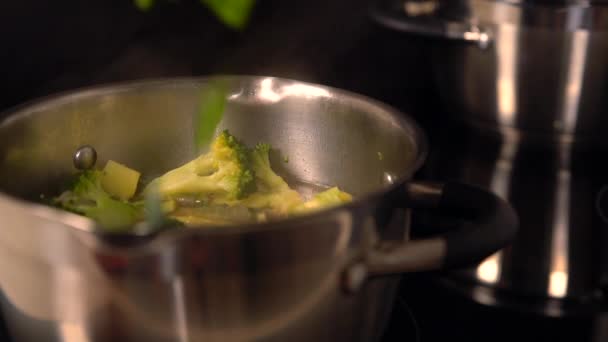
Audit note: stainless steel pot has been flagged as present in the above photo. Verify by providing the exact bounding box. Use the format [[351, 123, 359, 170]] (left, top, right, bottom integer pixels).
[[0, 76, 517, 342], [371, 0, 608, 142], [421, 121, 608, 317]]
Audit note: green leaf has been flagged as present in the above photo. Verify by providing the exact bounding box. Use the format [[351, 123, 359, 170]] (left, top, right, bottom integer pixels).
[[143, 182, 164, 230], [201, 0, 256, 30], [134, 0, 155, 11], [195, 81, 227, 153], [133, 0, 256, 30], [90, 196, 141, 232]]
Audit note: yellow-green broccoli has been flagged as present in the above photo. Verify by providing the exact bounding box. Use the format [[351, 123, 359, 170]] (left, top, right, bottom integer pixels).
[[291, 187, 353, 215], [52, 130, 354, 230], [53, 170, 142, 231], [239, 143, 305, 216], [146, 130, 256, 204]]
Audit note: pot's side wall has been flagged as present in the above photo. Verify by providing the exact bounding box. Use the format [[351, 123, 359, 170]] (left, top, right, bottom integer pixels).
[[433, 21, 608, 141], [0, 200, 408, 341]]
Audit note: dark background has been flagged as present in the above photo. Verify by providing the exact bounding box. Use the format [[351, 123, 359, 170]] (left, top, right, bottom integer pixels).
[[0, 1, 601, 341], [0, 0, 438, 117]]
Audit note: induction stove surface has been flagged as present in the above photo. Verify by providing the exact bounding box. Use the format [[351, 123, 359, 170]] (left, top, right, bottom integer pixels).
[[381, 275, 599, 342]]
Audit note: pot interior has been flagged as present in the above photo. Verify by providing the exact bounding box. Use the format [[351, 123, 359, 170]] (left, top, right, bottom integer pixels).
[[0, 76, 423, 205]]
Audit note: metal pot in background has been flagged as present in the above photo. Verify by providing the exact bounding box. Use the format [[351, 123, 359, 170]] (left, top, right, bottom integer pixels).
[[371, 0, 608, 317], [371, 0, 608, 143], [419, 121, 608, 317], [0, 76, 517, 341]]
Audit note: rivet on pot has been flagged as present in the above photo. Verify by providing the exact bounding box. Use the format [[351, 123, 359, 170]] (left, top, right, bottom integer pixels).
[[342, 263, 368, 294], [73, 145, 97, 170]]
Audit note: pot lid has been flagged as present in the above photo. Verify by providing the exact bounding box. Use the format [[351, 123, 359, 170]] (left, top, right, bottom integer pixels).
[[482, 0, 608, 30], [449, 0, 608, 30], [373, 0, 608, 36]]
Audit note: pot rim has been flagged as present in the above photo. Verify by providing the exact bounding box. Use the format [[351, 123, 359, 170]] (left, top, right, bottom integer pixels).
[[0, 75, 429, 238]]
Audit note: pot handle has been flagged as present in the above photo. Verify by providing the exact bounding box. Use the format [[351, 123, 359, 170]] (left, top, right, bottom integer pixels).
[[342, 182, 518, 292], [370, 0, 492, 49]]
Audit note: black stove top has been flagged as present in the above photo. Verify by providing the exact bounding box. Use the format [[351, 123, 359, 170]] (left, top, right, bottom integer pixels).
[[381, 275, 598, 342], [1, 1, 606, 341]]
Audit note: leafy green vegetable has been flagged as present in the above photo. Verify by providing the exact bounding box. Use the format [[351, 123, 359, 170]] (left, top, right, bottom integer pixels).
[[134, 0, 155, 11], [53, 132, 353, 231], [250, 143, 289, 192], [146, 130, 256, 203], [53, 170, 142, 231], [238, 143, 304, 215], [133, 0, 255, 30], [143, 181, 164, 230], [195, 82, 227, 153], [201, 0, 255, 30], [291, 187, 353, 215]]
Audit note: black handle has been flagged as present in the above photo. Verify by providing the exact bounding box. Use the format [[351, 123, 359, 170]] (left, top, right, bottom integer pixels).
[[403, 181, 519, 268], [341, 181, 518, 292]]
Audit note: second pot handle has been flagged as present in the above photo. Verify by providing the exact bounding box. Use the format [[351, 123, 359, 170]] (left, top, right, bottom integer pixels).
[[342, 182, 518, 292], [370, 0, 492, 49]]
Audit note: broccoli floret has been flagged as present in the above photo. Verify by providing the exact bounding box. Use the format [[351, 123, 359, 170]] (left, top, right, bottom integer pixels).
[[290, 187, 353, 215], [245, 144, 353, 216], [250, 143, 292, 191], [53, 170, 141, 231], [238, 143, 304, 215], [146, 130, 256, 204]]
